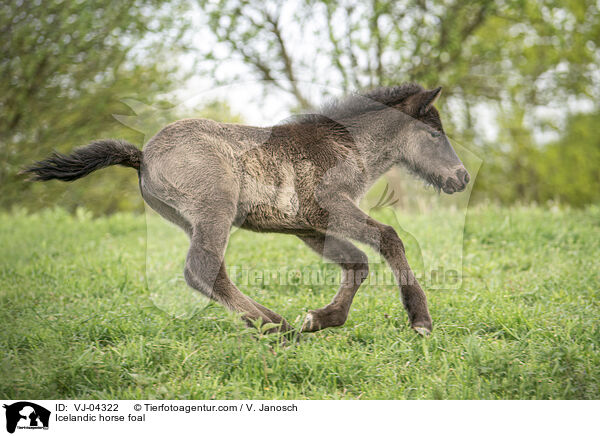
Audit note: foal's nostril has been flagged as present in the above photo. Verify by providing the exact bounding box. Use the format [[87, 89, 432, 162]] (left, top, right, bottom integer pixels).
[[456, 168, 470, 186]]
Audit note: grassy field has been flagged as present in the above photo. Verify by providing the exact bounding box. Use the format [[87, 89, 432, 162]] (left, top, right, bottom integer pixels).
[[1, 205, 599, 399]]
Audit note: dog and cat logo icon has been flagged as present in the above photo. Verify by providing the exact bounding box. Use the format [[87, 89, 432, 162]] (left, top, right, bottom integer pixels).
[[3, 402, 50, 433]]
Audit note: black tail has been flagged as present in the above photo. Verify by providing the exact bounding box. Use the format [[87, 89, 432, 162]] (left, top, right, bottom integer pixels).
[[21, 139, 142, 182]]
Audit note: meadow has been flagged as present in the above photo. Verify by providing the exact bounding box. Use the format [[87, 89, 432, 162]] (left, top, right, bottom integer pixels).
[[1, 205, 599, 399]]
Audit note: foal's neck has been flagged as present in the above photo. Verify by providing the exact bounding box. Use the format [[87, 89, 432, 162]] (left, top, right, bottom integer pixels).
[[343, 108, 410, 186]]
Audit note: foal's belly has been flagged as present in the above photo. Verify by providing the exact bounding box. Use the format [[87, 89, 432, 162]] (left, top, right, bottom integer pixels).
[[235, 198, 310, 233]]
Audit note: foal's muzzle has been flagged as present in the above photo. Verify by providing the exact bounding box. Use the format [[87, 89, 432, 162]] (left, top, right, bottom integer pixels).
[[442, 168, 470, 194]]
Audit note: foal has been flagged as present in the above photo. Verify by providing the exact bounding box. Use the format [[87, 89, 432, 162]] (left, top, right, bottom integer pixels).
[[24, 83, 469, 336]]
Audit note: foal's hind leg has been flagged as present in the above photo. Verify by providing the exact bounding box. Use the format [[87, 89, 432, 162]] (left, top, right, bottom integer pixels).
[[298, 234, 369, 332], [184, 217, 291, 333]]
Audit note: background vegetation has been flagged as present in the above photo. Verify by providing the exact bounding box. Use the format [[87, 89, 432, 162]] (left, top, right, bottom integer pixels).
[[1, 0, 599, 214]]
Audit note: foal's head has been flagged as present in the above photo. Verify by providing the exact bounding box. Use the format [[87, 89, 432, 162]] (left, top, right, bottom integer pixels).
[[313, 84, 470, 194], [396, 86, 470, 194]]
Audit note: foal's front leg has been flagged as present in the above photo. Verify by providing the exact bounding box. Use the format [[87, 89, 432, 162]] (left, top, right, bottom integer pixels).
[[298, 234, 369, 332], [314, 198, 433, 335]]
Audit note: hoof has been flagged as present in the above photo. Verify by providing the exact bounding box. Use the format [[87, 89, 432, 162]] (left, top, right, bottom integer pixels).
[[413, 325, 431, 336], [301, 311, 316, 332], [301, 307, 347, 333]]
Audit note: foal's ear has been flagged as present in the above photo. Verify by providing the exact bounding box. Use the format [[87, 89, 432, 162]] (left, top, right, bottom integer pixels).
[[411, 86, 442, 116], [419, 86, 442, 115]]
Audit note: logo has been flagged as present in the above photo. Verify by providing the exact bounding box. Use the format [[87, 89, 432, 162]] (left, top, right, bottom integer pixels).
[[3, 402, 50, 434]]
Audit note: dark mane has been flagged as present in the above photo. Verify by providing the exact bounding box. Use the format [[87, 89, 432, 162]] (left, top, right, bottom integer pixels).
[[293, 83, 424, 125]]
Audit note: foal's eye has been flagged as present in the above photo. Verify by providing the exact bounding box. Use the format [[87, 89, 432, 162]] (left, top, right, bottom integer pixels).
[[430, 131, 441, 138]]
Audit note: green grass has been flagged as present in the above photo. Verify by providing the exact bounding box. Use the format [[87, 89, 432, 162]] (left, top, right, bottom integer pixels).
[[1, 205, 599, 399]]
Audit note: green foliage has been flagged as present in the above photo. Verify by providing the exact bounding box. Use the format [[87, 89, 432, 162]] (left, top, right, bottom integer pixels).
[[197, 0, 599, 107], [1, 205, 599, 399], [0, 0, 191, 214], [533, 112, 600, 206], [475, 111, 600, 206]]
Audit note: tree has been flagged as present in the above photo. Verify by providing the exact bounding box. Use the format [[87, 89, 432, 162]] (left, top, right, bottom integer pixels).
[[197, 0, 598, 110], [0, 0, 191, 213], [535, 111, 600, 207]]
